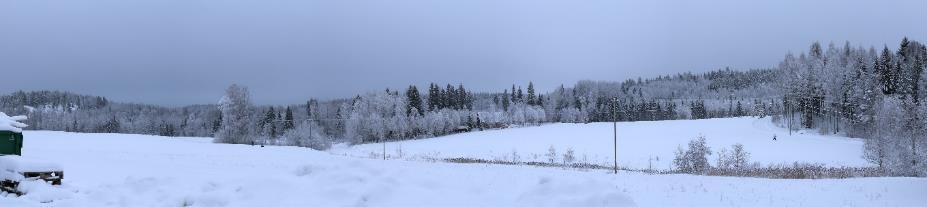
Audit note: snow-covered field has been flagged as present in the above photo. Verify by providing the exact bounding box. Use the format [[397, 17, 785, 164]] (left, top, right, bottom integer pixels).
[[2, 118, 926, 207], [334, 117, 869, 170]]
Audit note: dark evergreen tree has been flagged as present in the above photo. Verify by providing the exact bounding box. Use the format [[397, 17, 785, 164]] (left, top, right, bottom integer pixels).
[[406, 85, 424, 116], [262, 107, 277, 138], [502, 90, 511, 111], [476, 115, 483, 130], [735, 101, 744, 116], [427, 83, 440, 111], [307, 99, 320, 120], [877, 46, 899, 95], [96, 116, 121, 133], [527, 82, 537, 105], [511, 85, 517, 103], [537, 94, 544, 106], [896, 37, 927, 102], [445, 84, 457, 109], [212, 113, 222, 134], [457, 84, 468, 110], [284, 106, 294, 130]]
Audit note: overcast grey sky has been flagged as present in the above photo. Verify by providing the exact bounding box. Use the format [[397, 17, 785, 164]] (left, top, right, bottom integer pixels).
[[1, 0, 925, 106]]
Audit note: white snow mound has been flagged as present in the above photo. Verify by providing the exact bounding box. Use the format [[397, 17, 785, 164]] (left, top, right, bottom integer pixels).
[[0, 112, 28, 133], [0, 156, 63, 173]]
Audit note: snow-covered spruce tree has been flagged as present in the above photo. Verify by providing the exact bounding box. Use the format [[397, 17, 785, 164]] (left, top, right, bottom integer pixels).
[[427, 83, 440, 111], [527, 82, 537, 106], [215, 84, 253, 144], [844, 56, 880, 138], [283, 107, 294, 131], [876, 46, 899, 95], [445, 84, 457, 110], [799, 43, 826, 129], [406, 85, 424, 116], [260, 107, 278, 139]]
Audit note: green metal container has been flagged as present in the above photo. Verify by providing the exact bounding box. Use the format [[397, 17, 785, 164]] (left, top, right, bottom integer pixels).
[[0, 131, 23, 156]]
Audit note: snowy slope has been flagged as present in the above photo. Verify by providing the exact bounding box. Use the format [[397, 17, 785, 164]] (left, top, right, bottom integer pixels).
[[334, 117, 869, 170], [4, 131, 640, 207], [1, 121, 924, 206]]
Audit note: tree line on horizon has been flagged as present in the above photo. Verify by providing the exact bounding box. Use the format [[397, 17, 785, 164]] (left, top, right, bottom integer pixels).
[[1, 38, 924, 176]]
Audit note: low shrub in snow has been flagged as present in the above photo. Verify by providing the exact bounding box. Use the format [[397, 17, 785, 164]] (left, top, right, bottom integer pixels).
[[715, 143, 751, 172], [563, 148, 575, 165], [546, 146, 557, 164]]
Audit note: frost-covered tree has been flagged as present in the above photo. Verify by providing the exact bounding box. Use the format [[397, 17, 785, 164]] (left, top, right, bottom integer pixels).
[[215, 84, 253, 144], [563, 147, 575, 165], [546, 145, 557, 164], [674, 135, 712, 174], [730, 143, 750, 169]]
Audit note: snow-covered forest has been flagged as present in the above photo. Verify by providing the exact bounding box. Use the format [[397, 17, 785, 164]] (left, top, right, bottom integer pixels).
[[2, 38, 925, 176], [779, 38, 927, 176], [0, 75, 777, 146]]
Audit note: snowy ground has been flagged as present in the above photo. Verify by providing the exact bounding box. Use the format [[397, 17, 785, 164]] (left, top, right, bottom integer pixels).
[[334, 117, 869, 170], [1, 118, 925, 206]]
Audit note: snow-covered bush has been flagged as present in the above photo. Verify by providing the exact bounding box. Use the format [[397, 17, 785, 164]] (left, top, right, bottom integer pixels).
[[716, 147, 730, 170], [674, 135, 712, 174], [281, 122, 330, 150], [511, 150, 521, 163], [563, 148, 575, 165], [546, 146, 557, 164], [716, 143, 751, 171]]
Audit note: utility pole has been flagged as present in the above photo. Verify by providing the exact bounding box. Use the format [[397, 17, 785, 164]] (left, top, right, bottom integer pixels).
[[383, 137, 387, 160], [613, 97, 618, 174], [787, 98, 792, 136]]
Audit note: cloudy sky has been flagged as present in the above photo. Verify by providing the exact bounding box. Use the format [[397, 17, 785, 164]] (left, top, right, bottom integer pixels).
[[1, 0, 925, 106]]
